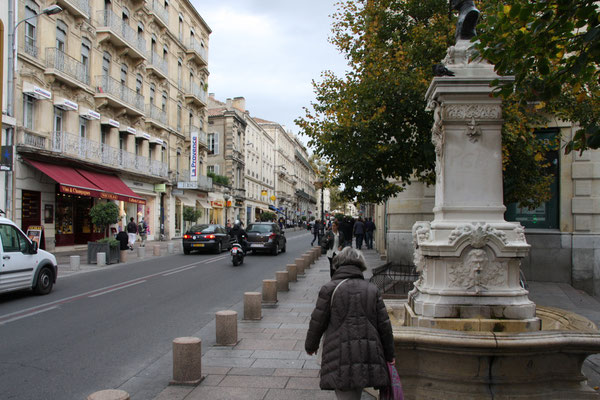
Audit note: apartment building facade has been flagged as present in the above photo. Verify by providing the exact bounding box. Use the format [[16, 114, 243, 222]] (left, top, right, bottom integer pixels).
[[9, 0, 211, 249], [293, 138, 317, 220]]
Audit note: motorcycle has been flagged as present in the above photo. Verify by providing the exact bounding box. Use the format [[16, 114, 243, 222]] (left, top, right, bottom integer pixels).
[[231, 234, 247, 266]]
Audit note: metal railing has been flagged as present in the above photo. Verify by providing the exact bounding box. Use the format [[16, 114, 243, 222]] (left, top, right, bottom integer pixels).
[[187, 37, 208, 62], [46, 47, 89, 86], [186, 81, 207, 103], [150, 0, 169, 25], [146, 103, 168, 125], [176, 169, 213, 190], [369, 264, 419, 298], [96, 75, 144, 113], [96, 10, 146, 56], [150, 51, 168, 76], [185, 126, 207, 146], [23, 40, 38, 58], [62, 0, 90, 16]]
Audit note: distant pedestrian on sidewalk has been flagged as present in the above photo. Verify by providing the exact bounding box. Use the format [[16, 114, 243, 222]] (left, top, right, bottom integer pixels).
[[138, 218, 147, 247], [340, 217, 353, 248], [305, 247, 395, 400], [126, 217, 137, 250], [311, 220, 321, 246], [365, 217, 376, 250], [323, 220, 345, 277], [353, 217, 365, 250]]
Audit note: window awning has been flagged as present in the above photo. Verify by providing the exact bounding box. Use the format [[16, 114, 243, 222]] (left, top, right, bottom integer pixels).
[[198, 200, 211, 209], [76, 169, 146, 204], [25, 159, 146, 205]]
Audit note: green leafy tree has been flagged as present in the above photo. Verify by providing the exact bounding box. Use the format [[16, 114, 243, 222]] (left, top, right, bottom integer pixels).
[[89, 202, 119, 238], [183, 206, 202, 225], [260, 211, 276, 222], [475, 0, 600, 153], [297, 0, 556, 208]]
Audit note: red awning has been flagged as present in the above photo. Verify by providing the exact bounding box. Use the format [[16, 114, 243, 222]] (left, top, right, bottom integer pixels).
[[76, 169, 146, 204], [25, 159, 105, 198]]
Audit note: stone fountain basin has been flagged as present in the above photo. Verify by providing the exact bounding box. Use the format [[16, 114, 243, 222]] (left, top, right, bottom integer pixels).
[[387, 300, 600, 399]]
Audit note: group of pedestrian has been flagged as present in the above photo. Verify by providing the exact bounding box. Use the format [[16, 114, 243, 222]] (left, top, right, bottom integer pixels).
[[125, 217, 147, 250]]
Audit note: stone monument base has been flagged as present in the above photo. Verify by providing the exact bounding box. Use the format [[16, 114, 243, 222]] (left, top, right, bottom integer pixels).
[[404, 303, 541, 332], [390, 303, 600, 400]]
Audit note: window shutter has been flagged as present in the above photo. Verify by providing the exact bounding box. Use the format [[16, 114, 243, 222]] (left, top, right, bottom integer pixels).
[[214, 132, 220, 155], [214, 164, 220, 174]]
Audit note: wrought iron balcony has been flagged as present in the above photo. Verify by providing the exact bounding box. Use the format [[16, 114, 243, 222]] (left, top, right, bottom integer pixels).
[[22, 40, 38, 58], [185, 37, 208, 66], [185, 126, 208, 147], [184, 81, 207, 106], [45, 47, 89, 88], [55, 0, 90, 19], [149, 0, 169, 28], [95, 75, 145, 115], [175, 170, 214, 191], [96, 10, 147, 60], [146, 103, 168, 128], [147, 51, 168, 79]]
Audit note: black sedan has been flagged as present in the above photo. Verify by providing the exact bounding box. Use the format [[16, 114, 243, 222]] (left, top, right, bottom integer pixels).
[[246, 222, 286, 255], [183, 224, 232, 254]]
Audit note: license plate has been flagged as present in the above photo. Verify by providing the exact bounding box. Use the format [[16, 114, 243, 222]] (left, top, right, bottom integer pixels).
[[192, 243, 204, 247], [251, 243, 263, 248]]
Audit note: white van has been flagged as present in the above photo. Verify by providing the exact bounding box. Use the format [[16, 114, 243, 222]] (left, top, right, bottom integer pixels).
[[0, 217, 58, 295]]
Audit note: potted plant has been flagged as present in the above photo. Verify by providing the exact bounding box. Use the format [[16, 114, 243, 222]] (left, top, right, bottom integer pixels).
[[87, 202, 120, 264], [183, 206, 202, 232], [260, 211, 276, 222]]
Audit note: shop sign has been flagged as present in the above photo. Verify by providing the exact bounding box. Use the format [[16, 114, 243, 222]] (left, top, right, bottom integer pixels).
[[100, 192, 119, 200], [212, 201, 223, 208], [154, 183, 166, 192], [261, 190, 267, 196], [226, 200, 232, 207], [126, 127, 137, 135], [172, 189, 184, 196], [177, 182, 199, 189], [235, 200, 243, 207], [26, 226, 44, 247], [270, 195, 276, 201], [23, 82, 52, 100], [60, 184, 95, 197], [108, 119, 120, 128], [1, 146, 12, 171], [59, 184, 146, 205], [190, 131, 199, 182]]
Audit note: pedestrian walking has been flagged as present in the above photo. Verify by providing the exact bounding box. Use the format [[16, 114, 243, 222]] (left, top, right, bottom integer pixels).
[[353, 217, 365, 250], [323, 220, 345, 277], [311, 220, 321, 246], [365, 217, 376, 250], [126, 217, 137, 250], [138, 218, 147, 247], [305, 247, 395, 399], [340, 217, 353, 248]]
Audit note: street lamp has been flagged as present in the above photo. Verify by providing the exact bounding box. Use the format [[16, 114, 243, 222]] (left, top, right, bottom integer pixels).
[[224, 194, 230, 227]]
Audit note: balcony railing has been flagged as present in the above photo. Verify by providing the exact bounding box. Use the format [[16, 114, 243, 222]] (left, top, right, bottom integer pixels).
[[150, 0, 169, 26], [56, 0, 90, 18], [146, 103, 168, 126], [23, 40, 38, 58], [186, 38, 208, 63], [149, 52, 168, 77], [96, 10, 146, 57], [185, 126, 207, 146], [176, 169, 213, 191], [96, 75, 144, 113], [185, 81, 207, 104], [46, 47, 89, 86], [21, 131, 167, 178]]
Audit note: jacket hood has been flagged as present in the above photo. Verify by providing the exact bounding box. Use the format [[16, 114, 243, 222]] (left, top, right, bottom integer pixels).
[[332, 264, 364, 280]]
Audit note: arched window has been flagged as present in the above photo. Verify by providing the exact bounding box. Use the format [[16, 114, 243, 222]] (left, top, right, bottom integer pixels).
[[137, 22, 144, 39], [178, 14, 184, 42], [122, 6, 130, 22], [151, 34, 157, 54], [149, 83, 156, 105], [102, 51, 111, 76], [161, 91, 168, 112], [56, 20, 67, 52], [163, 44, 168, 59], [177, 102, 182, 131], [81, 38, 91, 81], [177, 58, 182, 86], [136, 74, 143, 94], [120, 63, 128, 86]]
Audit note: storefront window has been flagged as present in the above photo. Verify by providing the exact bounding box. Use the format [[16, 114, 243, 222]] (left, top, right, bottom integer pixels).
[[175, 199, 181, 236]]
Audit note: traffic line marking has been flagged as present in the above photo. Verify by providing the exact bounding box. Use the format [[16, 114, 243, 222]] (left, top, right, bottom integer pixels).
[[88, 280, 147, 298], [0, 306, 58, 326]]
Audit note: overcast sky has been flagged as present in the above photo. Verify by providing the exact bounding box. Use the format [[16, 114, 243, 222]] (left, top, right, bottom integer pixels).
[[192, 1, 349, 147]]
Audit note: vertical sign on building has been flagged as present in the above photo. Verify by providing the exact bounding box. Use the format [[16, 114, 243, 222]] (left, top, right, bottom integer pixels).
[[190, 130, 199, 182]]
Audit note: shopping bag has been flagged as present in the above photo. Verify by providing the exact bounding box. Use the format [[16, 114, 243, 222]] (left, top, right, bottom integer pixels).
[[380, 361, 404, 400]]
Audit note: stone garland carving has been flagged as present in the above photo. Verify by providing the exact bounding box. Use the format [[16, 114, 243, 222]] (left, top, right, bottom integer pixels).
[[445, 104, 502, 120], [412, 222, 431, 274], [465, 117, 482, 143], [447, 249, 506, 293], [448, 223, 508, 248], [427, 99, 445, 176], [514, 225, 526, 242]]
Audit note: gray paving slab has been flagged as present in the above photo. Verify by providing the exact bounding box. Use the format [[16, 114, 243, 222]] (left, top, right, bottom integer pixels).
[[202, 357, 256, 368], [218, 375, 289, 389], [185, 386, 268, 400], [252, 350, 302, 360], [273, 368, 320, 378], [201, 374, 226, 386], [285, 377, 321, 390], [264, 388, 336, 399], [251, 358, 305, 369], [235, 338, 298, 350], [228, 367, 276, 376], [204, 349, 255, 358]]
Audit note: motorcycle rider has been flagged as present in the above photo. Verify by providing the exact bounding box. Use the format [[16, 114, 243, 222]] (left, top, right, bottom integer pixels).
[[230, 220, 248, 253]]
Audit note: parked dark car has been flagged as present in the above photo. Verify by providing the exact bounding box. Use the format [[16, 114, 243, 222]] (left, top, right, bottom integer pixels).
[[246, 222, 286, 255], [183, 224, 232, 254]]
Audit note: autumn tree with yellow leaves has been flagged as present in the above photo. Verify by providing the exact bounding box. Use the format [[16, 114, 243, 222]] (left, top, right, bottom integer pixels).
[[296, 0, 573, 207]]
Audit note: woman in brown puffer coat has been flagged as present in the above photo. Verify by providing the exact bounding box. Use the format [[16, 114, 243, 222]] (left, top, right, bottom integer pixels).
[[305, 247, 395, 399]]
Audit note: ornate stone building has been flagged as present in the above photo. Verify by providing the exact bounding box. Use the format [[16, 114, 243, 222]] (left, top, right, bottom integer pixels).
[[8, 0, 211, 249]]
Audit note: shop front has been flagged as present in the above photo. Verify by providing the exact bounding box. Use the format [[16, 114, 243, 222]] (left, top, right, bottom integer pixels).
[[121, 179, 161, 241], [209, 193, 225, 225]]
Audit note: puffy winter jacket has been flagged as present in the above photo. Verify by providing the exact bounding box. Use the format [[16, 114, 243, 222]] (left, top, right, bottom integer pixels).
[[305, 264, 395, 390]]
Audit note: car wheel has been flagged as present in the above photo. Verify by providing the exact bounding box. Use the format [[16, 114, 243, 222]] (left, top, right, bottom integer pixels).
[[183, 248, 190, 255], [271, 243, 278, 256], [34, 267, 53, 295], [281, 241, 286, 253], [215, 241, 222, 254]]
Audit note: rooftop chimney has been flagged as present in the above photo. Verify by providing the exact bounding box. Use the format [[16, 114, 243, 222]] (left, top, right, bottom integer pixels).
[[232, 97, 246, 112]]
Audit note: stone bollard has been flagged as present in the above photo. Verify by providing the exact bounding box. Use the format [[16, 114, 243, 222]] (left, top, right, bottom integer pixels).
[[171, 337, 204, 386], [97, 252, 106, 267], [286, 264, 298, 283], [70, 255, 80, 271], [120, 250, 127, 263], [215, 310, 238, 346], [303, 253, 312, 269], [262, 279, 278, 305], [153, 244, 161, 256], [168, 242, 174, 254], [313, 246, 322, 259], [276, 271, 289, 292], [137, 246, 145, 258], [243, 292, 262, 320], [86, 389, 130, 400], [295, 258, 306, 276]]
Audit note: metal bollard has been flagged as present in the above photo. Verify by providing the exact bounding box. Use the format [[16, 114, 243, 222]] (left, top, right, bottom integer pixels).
[[70, 255, 80, 271], [167, 242, 174, 254], [215, 310, 238, 346], [286, 264, 297, 283], [171, 337, 204, 386], [295, 258, 306, 276], [262, 279, 278, 305], [86, 389, 130, 400], [137, 246, 146, 258], [97, 252, 106, 267], [276, 271, 289, 292], [243, 292, 262, 320], [153, 244, 161, 256]]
